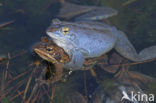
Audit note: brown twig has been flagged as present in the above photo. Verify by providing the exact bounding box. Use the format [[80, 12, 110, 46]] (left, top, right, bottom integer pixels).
[[31, 90, 40, 103], [26, 83, 39, 103], [9, 78, 27, 99], [42, 85, 51, 99], [0, 50, 27, 65], [98, 58, 156, 68], [50, 83, 56, 102], [10, 90, 24, 101], [36, 90, 45, 103], [0, 86, 14, 100], [0, 77, 26, 101], [0, 20, 15, 28], [23, 67, 37, 100], [10, 50, 27, 60], [7, 71, 27, 84]]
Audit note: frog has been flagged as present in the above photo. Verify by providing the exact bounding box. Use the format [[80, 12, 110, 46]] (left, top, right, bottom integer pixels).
[[46, 18, 156, 71], [33, 37, 70, 64]]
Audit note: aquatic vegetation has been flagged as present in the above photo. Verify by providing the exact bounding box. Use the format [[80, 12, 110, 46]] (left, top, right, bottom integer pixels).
[[0, 50, 155, 103], [0, 0, 156, 103]]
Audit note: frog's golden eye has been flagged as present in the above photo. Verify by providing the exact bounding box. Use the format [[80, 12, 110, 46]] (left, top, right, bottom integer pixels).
[[46, 47, 54, 53], [61, 27, 69, 35]]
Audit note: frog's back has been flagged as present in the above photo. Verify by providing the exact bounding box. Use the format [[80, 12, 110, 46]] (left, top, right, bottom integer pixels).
[[72, 21, 117, 57]]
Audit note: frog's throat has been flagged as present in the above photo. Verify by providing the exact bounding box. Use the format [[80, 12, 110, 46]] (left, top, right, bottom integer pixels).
[[34, 48, 58, 64]]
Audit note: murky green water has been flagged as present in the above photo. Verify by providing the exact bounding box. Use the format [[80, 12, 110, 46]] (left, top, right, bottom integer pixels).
[[0, 0, 156, 103]]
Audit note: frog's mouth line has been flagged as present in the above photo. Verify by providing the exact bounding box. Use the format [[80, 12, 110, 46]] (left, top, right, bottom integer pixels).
[[46, 32, 77, 47], [34, 48, 58, 64]]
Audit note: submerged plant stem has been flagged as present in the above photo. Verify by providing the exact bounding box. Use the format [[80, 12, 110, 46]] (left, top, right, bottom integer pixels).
[[23, 67, 37, 100]]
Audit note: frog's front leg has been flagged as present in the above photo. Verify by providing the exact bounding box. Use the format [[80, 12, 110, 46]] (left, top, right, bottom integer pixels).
[[63, 50, 84, 70], [115, 30, 156, 62]]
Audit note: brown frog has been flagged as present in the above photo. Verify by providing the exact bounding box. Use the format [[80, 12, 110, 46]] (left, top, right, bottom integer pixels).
[[33, 37, 70, 64]]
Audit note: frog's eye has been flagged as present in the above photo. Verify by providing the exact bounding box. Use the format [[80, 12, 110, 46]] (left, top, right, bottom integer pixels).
[[61, 27, 69, 35], [46, 47, 54, 53]]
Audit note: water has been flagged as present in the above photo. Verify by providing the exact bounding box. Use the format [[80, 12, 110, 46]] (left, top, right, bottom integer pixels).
[[0, 0, 156, 103]]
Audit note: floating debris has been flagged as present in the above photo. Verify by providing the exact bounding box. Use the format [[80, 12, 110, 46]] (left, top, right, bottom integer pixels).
[[0, 56, 6, 62]]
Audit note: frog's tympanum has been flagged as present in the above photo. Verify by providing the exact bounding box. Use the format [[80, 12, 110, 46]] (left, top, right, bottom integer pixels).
[[33, 39, 70, 64], [46, 18, 156, 70]]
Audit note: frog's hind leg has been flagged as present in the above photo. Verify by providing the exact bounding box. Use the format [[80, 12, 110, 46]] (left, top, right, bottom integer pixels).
[[114, 30, 156, 62]]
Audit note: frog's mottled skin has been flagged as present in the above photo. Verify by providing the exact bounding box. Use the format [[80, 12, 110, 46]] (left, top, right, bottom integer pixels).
[[46, 19, 156, 70]]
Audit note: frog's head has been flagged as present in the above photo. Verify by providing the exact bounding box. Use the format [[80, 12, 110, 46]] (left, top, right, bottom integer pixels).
[[33, 41, 70, 64], [46, 19, 78, 48]]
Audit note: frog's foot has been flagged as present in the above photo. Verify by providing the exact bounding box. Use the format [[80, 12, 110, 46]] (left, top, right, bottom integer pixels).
[[114, 65, 129, 81], [126, 71, 156, 84], [97, 53, 127, 74], [82, 58, 97, 70], [115, 65, 156, 86], [114, 66, 142, 86], [81, 57, 99, 77]]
